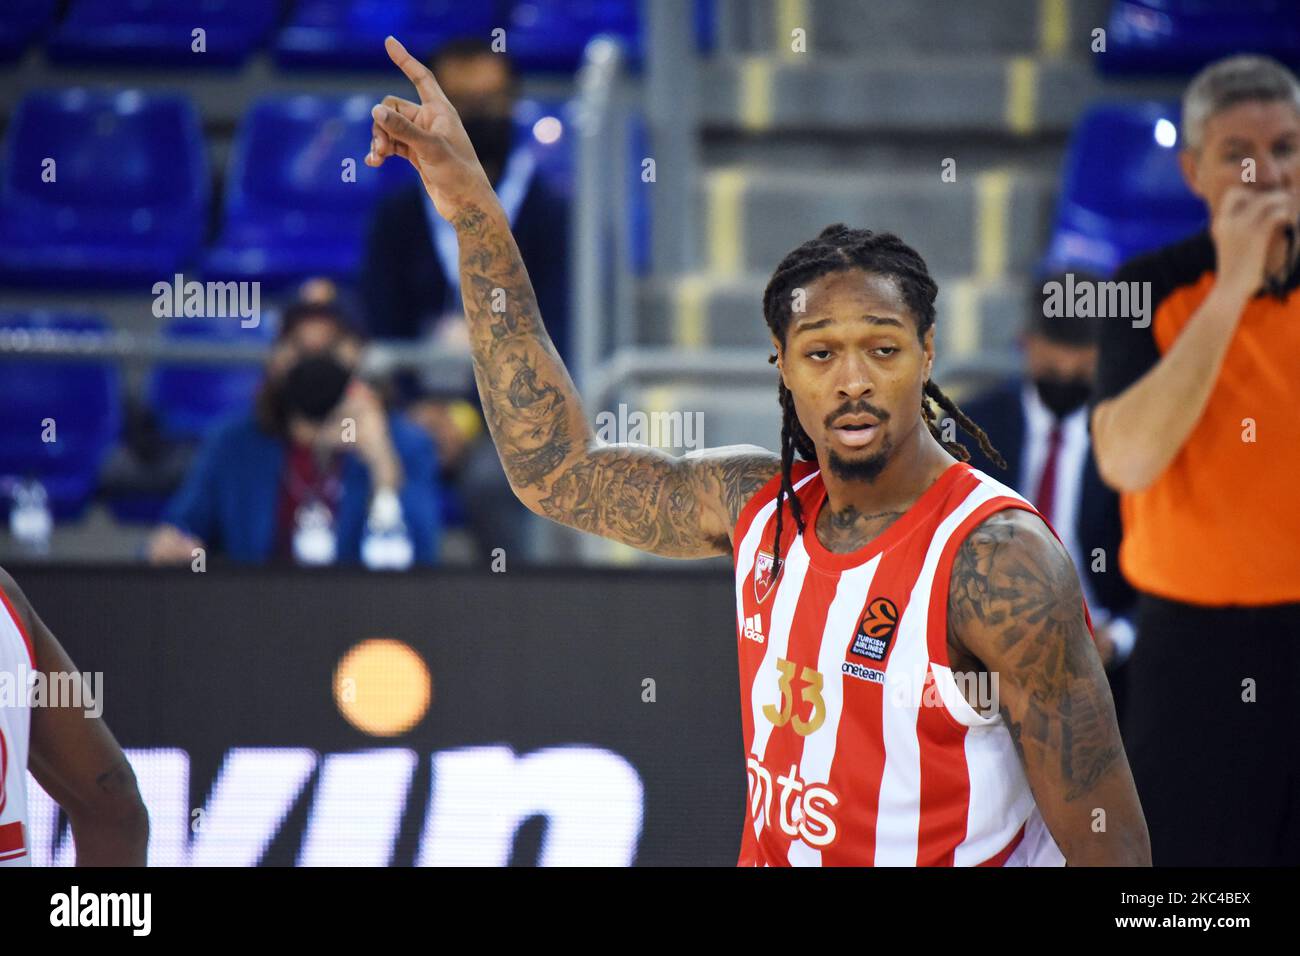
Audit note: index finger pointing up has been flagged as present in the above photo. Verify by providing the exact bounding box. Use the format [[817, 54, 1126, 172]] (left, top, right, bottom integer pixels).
[[385, 35, 446, 106]]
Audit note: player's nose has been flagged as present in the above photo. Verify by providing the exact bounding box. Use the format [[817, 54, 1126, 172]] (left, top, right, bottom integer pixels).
[[834, 352, 874, 400]]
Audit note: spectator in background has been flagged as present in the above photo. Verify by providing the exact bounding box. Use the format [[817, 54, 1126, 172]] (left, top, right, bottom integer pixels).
[[1090, 55, 1300, 865], [958, 279, 1137, 721], [146, 302, 441, 568], [360, 37, 570, 359]]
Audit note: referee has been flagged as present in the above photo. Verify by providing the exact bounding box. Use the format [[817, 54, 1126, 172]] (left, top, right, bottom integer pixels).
[[1091, 55, 1300, 865]]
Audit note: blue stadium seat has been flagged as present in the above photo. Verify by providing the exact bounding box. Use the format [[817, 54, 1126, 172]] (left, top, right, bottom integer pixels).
[[1097, 0, 1300, 76], [204, 94, 408, 285], [146, 318, 272, 442], [0, 313, 122, 520], [0, 89, 209, 288], [1042, 101, 1206, 277], [0, 0, 57, 63], [48, 0, 277, 67], [507, 1, 641, 73], [274, 0, 499, 69]]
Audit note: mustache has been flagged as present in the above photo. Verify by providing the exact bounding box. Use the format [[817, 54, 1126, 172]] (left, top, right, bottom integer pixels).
[[824, 401, 891, 429]]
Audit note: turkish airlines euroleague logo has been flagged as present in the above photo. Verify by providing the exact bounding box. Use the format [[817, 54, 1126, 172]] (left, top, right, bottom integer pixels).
[[850, 597, 899, 663]]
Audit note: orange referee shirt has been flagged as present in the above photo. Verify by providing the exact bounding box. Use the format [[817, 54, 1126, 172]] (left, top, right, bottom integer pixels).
[[1095, 231, 1300, 606]]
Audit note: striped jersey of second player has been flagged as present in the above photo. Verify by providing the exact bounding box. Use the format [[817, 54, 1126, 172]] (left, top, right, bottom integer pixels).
[[733, 459, 1084, 866], [0, 584, 34, 867]]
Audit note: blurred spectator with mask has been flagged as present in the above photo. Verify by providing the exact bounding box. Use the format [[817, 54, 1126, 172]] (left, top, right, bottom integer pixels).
[[146, 301, 441, 567], [957, 276, 1137, 718]]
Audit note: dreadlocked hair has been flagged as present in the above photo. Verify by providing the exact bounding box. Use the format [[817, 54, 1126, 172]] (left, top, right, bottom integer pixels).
[[761, 223, 1007, 577]]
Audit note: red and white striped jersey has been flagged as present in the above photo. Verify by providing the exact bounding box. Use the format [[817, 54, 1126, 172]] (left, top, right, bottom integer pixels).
[[0, 585, 34, 867], [733, 459, 1085, 866]]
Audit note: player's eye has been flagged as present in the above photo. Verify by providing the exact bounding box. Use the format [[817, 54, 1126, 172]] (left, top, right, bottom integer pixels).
[[873, 347, 899, 357], [806, 349, 832, 361]]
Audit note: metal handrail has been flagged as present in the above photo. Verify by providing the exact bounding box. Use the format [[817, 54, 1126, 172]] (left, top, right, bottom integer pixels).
[[572, 34, 629, 399], [0, 327, 473, 380]]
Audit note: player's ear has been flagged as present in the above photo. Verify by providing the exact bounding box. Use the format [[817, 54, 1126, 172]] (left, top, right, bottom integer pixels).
[[769, 333, 785, 382], [921, 325, 935, 381]]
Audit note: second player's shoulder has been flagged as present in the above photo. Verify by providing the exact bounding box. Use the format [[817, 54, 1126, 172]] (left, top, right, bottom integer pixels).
[[0, 564, 30, 618], [0, 564, 38, 654]]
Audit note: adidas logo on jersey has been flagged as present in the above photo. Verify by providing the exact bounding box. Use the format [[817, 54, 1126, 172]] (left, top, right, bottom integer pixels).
[[743, 614, 766, 644]]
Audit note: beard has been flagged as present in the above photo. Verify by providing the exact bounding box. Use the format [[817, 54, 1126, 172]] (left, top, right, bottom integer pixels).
[[826, 432, 894, 482]]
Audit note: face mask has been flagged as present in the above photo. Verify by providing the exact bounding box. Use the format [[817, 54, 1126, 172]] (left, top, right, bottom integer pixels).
[[460, 115, 514, 177], [282, 354, 351, 422], [1033, 376, 1092, 418]]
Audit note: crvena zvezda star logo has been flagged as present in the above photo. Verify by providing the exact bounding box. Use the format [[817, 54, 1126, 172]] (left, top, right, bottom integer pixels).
[[754, 550, 782, 603]]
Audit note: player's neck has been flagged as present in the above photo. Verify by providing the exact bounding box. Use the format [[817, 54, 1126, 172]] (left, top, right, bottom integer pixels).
[[816, 425, 955, 526]]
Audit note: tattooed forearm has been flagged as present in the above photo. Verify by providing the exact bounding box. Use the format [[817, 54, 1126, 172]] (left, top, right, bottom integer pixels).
[[948, 510, 1122, 802], [453, 202, 589, 494], [450, 200, 779, 558]]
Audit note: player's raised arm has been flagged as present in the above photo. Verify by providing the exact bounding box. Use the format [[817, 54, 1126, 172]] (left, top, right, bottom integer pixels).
[[367, 36, 779, 557], [946, 511, 1150, 866]]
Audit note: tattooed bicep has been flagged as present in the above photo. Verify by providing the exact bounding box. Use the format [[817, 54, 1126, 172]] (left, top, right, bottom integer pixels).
[[690, 445, 782, 530], [947, 508, 1089, 677], [531, 443, 778, 559]]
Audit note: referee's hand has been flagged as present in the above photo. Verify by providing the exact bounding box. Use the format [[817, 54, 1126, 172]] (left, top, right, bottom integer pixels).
[[1211, 185, 1297, 295]]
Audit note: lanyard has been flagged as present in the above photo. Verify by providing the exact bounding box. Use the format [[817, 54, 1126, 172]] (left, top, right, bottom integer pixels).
[[425, 145, 536, 314], [285, 451, 344, 513]]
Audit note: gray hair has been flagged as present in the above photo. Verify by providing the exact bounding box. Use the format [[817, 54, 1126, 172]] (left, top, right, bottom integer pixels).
[[1182, 54, 1300, 151]]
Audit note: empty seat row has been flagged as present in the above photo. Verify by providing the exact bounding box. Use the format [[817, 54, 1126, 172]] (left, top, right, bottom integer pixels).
[[1098, 0, 1300, 76], [2, 0, 653, 72], [0, 88, 572, 288], [0, 311, 271, 521]]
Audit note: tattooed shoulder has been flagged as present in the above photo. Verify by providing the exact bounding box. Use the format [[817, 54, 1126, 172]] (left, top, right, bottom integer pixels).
[[687, 445, 781, 530], [947, 507, 1083, 661]]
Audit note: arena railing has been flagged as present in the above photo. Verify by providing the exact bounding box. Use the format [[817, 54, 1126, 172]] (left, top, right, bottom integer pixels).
[[0, 325, 473, 382]]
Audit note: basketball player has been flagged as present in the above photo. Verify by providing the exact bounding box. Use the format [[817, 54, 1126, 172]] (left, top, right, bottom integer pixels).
[[0, 567, 147, 866], [367, 36, 1150, 865]]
